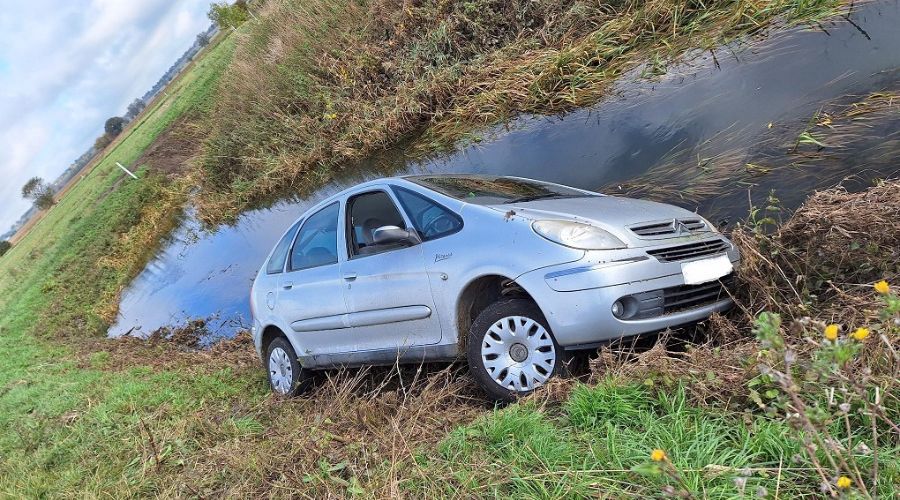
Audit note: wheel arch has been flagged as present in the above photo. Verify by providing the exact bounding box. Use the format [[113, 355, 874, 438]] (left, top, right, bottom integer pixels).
[[454, 274, 539, 352], [259, 324, 289, 362]]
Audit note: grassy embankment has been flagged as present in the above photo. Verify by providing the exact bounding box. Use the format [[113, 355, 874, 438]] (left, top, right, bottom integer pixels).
[[1, 0, 897, 497], [0, 36, 236, 495], [196, 0, 853, 221]]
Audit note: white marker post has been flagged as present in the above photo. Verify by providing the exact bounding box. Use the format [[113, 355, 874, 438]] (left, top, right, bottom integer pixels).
[[115, 162, 139, 180]]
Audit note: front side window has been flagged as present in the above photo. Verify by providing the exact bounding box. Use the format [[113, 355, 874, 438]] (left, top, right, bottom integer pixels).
[[408, 175, 592, 205], [266, 219, 303, 274], [347, 191, 408, 257], [393, 186, 462, 241], [289, 203, 340, 271]]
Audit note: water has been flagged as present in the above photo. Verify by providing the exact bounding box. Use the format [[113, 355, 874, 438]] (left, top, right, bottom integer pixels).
[[108, 0, 900, 341]]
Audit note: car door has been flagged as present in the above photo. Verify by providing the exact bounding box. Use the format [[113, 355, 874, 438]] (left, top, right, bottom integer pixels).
[[339, 188, 443, 353], [275, 202, 353, 356]]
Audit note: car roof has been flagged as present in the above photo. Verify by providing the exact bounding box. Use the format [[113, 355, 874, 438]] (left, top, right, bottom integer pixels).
[[321, 174, 521, 200], [303, 173, 550, 215]]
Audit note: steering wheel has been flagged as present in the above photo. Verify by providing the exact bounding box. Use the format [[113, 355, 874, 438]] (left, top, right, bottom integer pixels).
[[421, 213, 457, 237]]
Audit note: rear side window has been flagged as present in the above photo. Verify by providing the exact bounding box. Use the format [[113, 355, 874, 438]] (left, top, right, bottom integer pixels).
[[266, 219, 303, 274], [393, 186, 463, 241], [289, 203, 340, 271]]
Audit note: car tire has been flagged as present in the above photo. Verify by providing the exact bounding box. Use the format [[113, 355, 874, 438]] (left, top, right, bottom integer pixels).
[[467, 299, 561, 402], [265, 337, 312, 397]]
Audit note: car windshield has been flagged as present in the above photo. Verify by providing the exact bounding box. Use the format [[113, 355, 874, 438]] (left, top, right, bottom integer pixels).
[[408, 176, 593, 205]]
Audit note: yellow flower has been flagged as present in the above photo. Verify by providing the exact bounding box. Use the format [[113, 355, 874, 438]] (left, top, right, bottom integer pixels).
[[651, 449, 667, 462], [852, 327, 870, 341], [836, 476, 852, 489], [824, 324, 839, 342], [874, 280, 890, 295]]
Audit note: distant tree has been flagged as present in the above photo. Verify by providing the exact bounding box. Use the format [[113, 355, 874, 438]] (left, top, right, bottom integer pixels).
[[21, 177, 55, 210], [196, 31, 211, 47], [208, 0, 249, 29], [35, 191, 56, 210], [21, 176, 43, 198], [0, 240, 10, 257], [125, 98, 146, 120], [94, 134, 113, 150], [105, 116, 126, 137]]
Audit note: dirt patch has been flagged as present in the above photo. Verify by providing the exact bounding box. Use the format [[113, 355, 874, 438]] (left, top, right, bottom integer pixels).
[[78, 321, 258, 374], [132, 118, 202, 176]]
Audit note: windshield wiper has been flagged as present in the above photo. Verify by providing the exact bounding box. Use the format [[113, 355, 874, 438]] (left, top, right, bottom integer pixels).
[[505, 193, 571, 204]]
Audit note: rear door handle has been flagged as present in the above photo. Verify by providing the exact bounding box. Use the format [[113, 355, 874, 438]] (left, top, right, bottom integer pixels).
[[282, 281, 293, 290], [343, 273, 358, 281]]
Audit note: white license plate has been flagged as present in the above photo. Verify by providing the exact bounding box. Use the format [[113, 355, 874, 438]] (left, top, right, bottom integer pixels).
[[681, 254, 733, 285]]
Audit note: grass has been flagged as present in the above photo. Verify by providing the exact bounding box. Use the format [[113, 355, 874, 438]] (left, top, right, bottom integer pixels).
[[428, 383, 805, 497], [0, 33, 238, 495], [0, 324, 262, 496], [423, 378, 898, 497], [195, 0, 852, 222]]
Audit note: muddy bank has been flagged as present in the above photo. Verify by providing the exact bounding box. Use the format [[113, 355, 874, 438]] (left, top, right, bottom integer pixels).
[[131, 118, 202, 177]]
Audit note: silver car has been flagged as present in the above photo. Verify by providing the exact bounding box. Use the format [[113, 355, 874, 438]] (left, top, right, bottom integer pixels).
[[250, 175, 739, 401]]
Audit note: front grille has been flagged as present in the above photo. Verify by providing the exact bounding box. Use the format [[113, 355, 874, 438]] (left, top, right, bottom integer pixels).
[[631, 218, 706, 237], [663, 276, 733, 313], [630, 274, 733, 319], [646, 239, 728, 262]]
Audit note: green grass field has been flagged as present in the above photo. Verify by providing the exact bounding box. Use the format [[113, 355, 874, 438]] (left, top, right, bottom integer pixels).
[[0, 34, 241, 496], [0, 1, 896, 497]]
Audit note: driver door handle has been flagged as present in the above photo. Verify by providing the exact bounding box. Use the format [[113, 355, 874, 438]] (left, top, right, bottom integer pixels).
[[282, 281, 293, 290], [343, 273, 358, 281]]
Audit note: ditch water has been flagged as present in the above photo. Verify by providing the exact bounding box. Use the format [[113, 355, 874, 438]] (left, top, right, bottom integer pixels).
[[108, 0, 900, 343]]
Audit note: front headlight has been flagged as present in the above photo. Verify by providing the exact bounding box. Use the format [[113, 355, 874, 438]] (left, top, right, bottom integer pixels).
[[532, 220, 626, 250]]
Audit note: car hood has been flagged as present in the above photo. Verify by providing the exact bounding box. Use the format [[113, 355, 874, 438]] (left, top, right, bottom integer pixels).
[[489, 196, 711, 247]]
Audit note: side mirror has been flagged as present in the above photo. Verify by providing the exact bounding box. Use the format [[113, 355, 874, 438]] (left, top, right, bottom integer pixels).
[[372, 225, 420, 246]]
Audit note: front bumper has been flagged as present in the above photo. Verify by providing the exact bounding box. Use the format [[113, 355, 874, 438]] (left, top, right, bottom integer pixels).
[[515, 238, 739, 347]]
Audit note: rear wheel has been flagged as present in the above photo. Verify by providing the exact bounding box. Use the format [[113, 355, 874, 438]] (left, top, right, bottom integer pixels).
[[467, 299, 561, 402], [266, 337, 312, 397]]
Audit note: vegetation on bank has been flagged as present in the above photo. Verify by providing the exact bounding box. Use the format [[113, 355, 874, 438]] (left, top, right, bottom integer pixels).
[[196, 0, 849, 220]]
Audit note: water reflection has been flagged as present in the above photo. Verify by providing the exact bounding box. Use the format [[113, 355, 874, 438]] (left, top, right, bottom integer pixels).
[[109, 0, 900, 341]]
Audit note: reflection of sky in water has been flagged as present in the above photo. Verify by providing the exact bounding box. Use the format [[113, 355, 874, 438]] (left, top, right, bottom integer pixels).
[[110, 1, 900, 340]]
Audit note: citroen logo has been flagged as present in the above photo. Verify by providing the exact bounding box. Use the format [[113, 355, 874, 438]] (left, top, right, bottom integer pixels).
[[672, 219, 688, 234]]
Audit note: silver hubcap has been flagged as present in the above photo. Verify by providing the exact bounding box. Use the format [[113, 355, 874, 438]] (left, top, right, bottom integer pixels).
[[268, 347, 293, 394], [481, 315, 556, 392]]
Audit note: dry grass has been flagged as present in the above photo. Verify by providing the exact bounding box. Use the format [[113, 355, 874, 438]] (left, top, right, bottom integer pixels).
[[733, 180, 900, 324], [196, 0, 851, 222], [589, 180, 900, 409], [158, 364, 485, 498]]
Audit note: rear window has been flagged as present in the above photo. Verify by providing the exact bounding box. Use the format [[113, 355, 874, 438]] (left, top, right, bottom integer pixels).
[[266, 219, 302, 274], [408, 176, 591, 205]]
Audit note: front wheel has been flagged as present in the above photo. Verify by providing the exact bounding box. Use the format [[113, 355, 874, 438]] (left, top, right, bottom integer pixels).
[[467, 299, 561, 402], [266, 337, 312, 397]]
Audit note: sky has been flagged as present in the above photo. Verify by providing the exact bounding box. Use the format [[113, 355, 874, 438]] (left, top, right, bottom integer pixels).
[[0, 0, 214, 233]]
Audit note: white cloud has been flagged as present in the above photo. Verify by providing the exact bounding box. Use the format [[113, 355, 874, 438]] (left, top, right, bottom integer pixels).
[[0, 0, 212, 232]]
